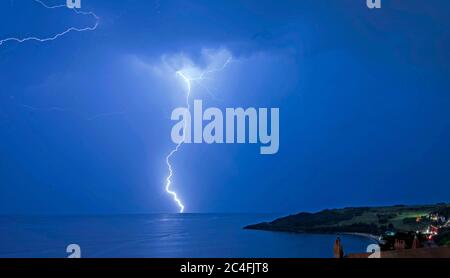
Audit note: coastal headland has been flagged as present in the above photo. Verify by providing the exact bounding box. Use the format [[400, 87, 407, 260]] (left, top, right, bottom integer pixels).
[[245, 203, 450, 249]]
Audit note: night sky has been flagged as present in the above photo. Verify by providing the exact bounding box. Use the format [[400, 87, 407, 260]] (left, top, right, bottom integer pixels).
[[0, 0, 449, 214]]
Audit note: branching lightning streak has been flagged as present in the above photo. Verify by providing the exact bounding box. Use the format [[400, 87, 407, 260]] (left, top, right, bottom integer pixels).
[[0, 0, 99, 47], [164, 56, 232, 213], [164, 72, 190, 213]]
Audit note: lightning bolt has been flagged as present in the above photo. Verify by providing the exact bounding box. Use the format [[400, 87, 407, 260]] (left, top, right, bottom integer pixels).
[[0, 0, 99, 47], [164, 56, 232, 213], [164, 71, 190, 214]]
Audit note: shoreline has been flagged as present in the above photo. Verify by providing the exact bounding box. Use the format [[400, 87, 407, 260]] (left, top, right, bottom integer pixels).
[[245, 225, 381, 244], [340, 232, 381, 244]]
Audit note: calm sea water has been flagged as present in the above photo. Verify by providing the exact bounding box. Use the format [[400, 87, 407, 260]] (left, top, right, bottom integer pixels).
[[0, 214, 374, 258]]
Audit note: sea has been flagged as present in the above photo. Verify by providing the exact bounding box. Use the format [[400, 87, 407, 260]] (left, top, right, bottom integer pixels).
[[0, 214, 375, 258]]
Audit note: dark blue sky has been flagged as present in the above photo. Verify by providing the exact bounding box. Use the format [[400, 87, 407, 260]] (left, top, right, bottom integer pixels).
[[0, 0, 449, 214]]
